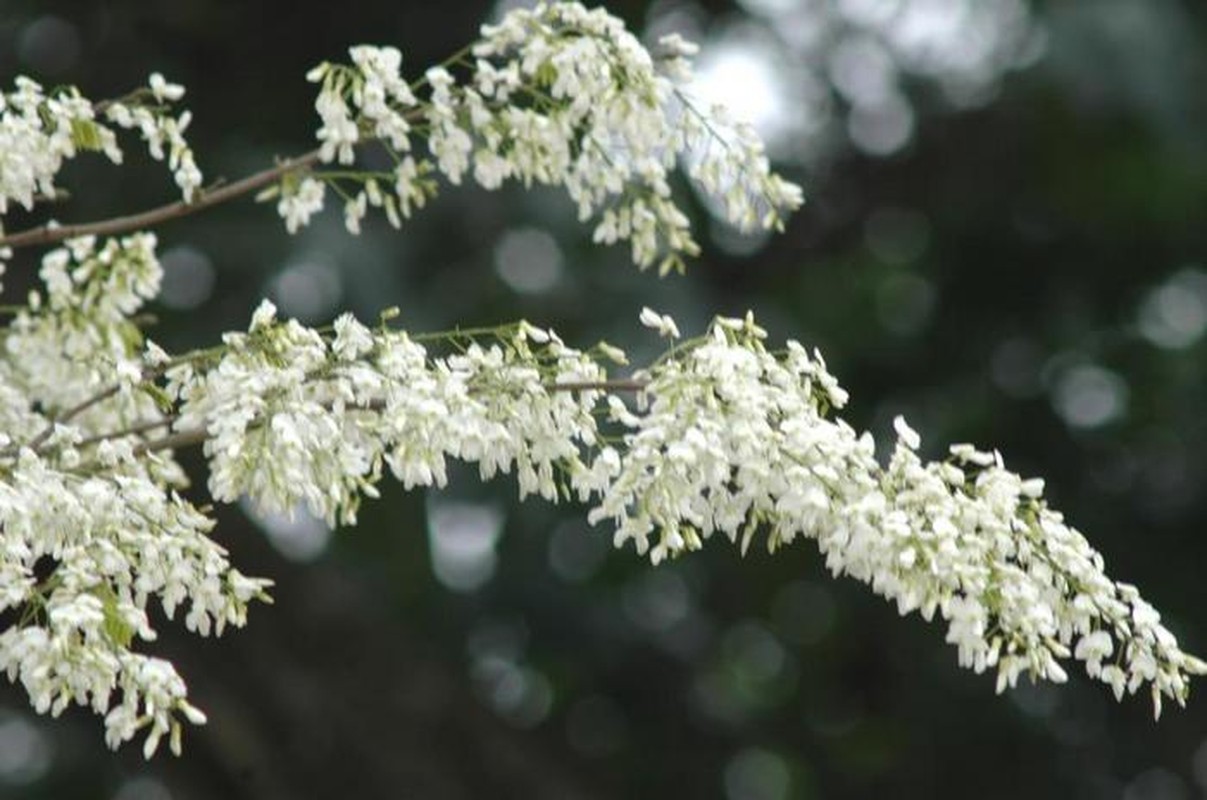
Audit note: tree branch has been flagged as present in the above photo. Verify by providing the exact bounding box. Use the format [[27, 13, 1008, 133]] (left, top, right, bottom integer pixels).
[[0, 150, 322, 250], [134, 426, 209, 456], [15, 383, 125, 457], [548, 379, 647, 392], [75, 417, 174, 450], [11, 358, 185, 457]]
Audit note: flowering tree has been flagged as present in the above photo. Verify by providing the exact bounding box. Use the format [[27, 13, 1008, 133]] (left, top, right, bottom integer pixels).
[[0, 2, 1201, 760]]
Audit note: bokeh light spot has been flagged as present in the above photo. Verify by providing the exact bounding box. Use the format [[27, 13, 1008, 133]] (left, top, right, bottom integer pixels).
[[547, 519, 607, 583], [0, 711, 52, 786], [847, 92, 914, 155], [494, 227, 564, 294], [864, 206, 930, 264], [269, 255, 343, 322], [113, 776, 173, 800], [241, 498, 331, 562], [876, 273, 935, 335], [1123, 768, 1189, 800], [1051, 364, 1128, 429], [17, 16, 81, 76], [472, 658, 553, 729], [829, 35, 898, 106], [723, 621, 789, 686], [159, 245, 216, 310], [724, 747, 792, 800], [693, 38, 792, 145], [991, 337, 1045, 398], [622, 569, 691, 632], [427, 498, 505, 592], [771, 580, 836, 646], [1137, 268, 1207, 350]]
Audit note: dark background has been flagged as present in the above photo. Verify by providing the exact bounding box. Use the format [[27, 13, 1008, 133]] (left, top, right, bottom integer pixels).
[[1, 1, 1206, 798]]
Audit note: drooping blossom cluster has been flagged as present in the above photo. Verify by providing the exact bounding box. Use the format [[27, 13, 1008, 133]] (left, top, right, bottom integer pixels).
[[169, 304, 609, 528], [2, 230, 1200, 758], [281, 2, 803, 274], [0, 72, 201, 228], [580, 312, 1206, 714], [0, 236, 270, 757], [103, 74, 203, 203], [0, 0, 1198, 763]]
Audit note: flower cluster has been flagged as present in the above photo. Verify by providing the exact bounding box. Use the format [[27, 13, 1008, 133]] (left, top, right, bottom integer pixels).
[[103, 73, 203, 202], [0, 236, 1201, 756], [5, 234, 164, 432], [281, 2, 802, 274], [0, 447, 267, 758], [170, 305, 607, 526], [0, 78, 118, 220], [578, 313, 1206, 716], [0, 71, 201, 231], [115, 299, 1207, 734], [0, 1, 1199, 762], [0, 236, 269, 757]]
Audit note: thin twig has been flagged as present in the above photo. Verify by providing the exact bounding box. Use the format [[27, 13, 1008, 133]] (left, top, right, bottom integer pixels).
[[0, 150, 322, 250], [134, 426, 208, 456], [17, 384, 123, 456], [547, 379, 647, 392], [74, 417, 174, 450], [10, 358, 185, 457]]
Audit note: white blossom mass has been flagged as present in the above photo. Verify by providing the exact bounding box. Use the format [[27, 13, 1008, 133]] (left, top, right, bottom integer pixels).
[[0, 2, 1199, 759]]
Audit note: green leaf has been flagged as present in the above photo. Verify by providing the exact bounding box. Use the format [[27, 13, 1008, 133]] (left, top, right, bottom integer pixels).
[[96, 585, 135, 649], [70, 118, 104, 152]]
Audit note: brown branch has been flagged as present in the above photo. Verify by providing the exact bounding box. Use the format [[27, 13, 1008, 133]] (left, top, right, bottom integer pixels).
[[12, 357, 185, 457], [0, 100, 437, 252], [0, 150, 322, 250], [17, 383, 124, 456], [75, 416, 174, 450], [546, 379, 647, 392], [134, 426, 208, 457]]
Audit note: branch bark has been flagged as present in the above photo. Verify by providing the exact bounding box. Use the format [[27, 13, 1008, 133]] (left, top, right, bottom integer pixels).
[[0, 150, 321, 250]]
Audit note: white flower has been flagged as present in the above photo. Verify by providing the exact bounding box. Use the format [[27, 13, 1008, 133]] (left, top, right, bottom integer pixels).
[[344, 191, 368, 234], [332, 313, 374, 361], [314, 88, 358, 165], [893, 415, 921, 450], [639, 306, 680, 339], [393, 156, 429, 218], [102, 78, 202, 202], [249, 299, 278, 330], [276, 177, 326, 233], [148, 73, 186, 102]]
